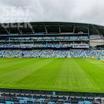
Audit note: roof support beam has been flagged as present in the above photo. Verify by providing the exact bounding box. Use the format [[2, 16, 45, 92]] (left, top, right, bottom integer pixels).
[[73, 25, 76, 33], [93, 25, 100, 35], [4, 28, 10, 34], [59, 25, 61, 33], [88, 25, 90, 37], [88, 24, 90, 46], [17, 26, 22, 34], [44, 25, 48, 34], [28, 23, 35, 34]]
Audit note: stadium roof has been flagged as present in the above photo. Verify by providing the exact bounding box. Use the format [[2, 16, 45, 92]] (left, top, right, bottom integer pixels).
[[0, 22, 104, 35]]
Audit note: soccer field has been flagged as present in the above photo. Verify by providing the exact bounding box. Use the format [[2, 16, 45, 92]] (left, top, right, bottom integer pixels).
[[0, 58, 104, 93]]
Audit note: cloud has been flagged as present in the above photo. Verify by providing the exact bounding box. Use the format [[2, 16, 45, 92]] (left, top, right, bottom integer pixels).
[[0, 0, 104, 25]]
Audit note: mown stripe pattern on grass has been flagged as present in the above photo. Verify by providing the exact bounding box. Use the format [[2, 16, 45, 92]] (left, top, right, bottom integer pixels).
[[0, 58, 103, 93]]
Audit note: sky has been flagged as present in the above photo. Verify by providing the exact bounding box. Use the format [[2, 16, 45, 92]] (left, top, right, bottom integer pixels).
[[0, 0, 104, 25]]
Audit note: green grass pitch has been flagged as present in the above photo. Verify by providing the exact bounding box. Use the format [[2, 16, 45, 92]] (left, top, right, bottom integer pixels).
[[0, 58, 104, 93]]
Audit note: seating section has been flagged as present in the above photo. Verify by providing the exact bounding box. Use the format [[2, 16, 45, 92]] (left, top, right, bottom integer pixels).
[[0, 93, 103, 104], [0, 50, 104, 59]]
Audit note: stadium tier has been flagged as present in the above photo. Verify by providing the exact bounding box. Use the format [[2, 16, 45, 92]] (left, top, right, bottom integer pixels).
[[0, 22, 104, 58], [0, 22, 98, 50], [0, 90, 103, 104]]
